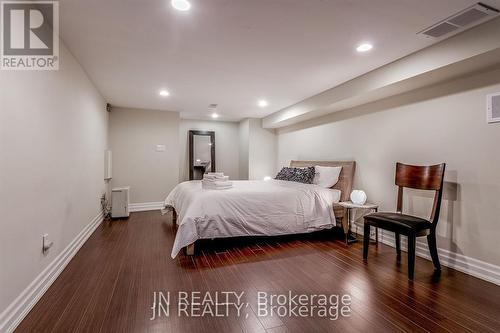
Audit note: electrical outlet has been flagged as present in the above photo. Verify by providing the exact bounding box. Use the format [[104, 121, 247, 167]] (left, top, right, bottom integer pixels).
[[42, 234, 53, 254]]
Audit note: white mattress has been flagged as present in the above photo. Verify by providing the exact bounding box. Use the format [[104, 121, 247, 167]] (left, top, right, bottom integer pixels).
[[164, 180, 341, 258]]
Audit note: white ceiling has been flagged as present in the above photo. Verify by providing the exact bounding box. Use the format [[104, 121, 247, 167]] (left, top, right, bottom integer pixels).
[[60, 0, 500, 121]]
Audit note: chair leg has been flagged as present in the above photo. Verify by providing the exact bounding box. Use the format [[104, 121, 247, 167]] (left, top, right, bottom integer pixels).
[[407, 235, 416, 280], [427, 232, 441, 271], [395, 233, 401, 261], [363, 222, 370, 260]]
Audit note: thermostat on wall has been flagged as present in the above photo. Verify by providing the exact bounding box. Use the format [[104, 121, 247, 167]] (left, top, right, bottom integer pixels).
[[156, 144, 166, 152], [487, 92, 500, 124]]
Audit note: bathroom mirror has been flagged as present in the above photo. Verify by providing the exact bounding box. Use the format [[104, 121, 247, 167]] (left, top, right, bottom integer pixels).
[[189, 130, 216, 180]]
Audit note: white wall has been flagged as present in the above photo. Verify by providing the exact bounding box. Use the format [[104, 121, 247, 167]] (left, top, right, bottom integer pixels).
[[248, 119, 277, 180], [0, 43, 108, 314], [238, 118, 277, 180], [180, 120, 240, 181], [277, 68, 500, 266], [109, 108, 180, 204], [239, 119, 250, 180]]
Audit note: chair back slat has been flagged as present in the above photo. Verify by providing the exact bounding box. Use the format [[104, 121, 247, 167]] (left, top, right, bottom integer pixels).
[[395, 163, 445, 190], [394, 162, 446, 225]]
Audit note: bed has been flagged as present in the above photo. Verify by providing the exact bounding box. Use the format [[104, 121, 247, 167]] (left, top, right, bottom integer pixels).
[[163, 161, 355, 257]]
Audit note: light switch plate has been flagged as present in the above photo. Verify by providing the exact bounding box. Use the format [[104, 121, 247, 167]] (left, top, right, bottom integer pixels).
[[156, 144, 166, 152]]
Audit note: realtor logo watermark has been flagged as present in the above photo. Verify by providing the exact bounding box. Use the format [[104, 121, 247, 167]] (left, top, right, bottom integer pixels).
[[1, 1, 59, 70]]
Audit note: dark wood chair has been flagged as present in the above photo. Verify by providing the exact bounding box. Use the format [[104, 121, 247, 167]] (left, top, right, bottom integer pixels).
[[363, 162, 446, 280]]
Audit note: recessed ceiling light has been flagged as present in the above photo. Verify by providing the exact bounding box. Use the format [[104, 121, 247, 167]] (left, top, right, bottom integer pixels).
[[356, 43, 373, 53], [159, 89, 170, 97], [257, 100, 269, 108], [171, 0, 191, 11], [211, 113, 219, 119]]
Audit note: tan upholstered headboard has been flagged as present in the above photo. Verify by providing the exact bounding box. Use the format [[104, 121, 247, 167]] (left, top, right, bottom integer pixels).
[[289, 160, 356, 202]]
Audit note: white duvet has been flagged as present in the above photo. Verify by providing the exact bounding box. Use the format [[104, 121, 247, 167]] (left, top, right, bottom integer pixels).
[[164, 180, 340, 258]]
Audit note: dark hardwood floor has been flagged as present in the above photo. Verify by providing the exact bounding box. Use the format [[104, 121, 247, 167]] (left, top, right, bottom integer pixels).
[[16, 211, 500, 333]]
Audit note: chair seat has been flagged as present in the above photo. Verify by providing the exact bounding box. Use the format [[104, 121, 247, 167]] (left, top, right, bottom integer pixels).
[[364, 212, 432, 233]]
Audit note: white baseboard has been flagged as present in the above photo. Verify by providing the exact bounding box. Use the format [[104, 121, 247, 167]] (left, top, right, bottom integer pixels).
[[129, 202, 164, 212], [0, 211, 104, 333], [356, 225, 500, 286]]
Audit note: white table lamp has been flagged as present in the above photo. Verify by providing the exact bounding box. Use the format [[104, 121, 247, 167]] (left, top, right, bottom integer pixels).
[[350, 190, 367, 205]]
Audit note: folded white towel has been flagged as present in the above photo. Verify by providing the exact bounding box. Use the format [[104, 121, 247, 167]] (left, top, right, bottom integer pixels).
[[203, 175, 226, 179], [202, 180, 232, 186], [202, 180, 233, 190], [206, 172, 225, 177], [201, 172, 232, 189], [203, 175, 229, 182], [214, 180, 232, 186]]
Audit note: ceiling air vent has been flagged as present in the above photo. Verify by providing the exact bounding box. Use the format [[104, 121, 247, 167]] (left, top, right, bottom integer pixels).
[[418, 2, 499, 38]]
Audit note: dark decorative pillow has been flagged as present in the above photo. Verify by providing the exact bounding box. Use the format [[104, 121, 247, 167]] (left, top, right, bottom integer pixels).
[[275, 167, 315, 184]]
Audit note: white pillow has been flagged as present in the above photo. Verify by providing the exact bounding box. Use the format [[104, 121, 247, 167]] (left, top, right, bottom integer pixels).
[[313, 165, 342, 188]]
